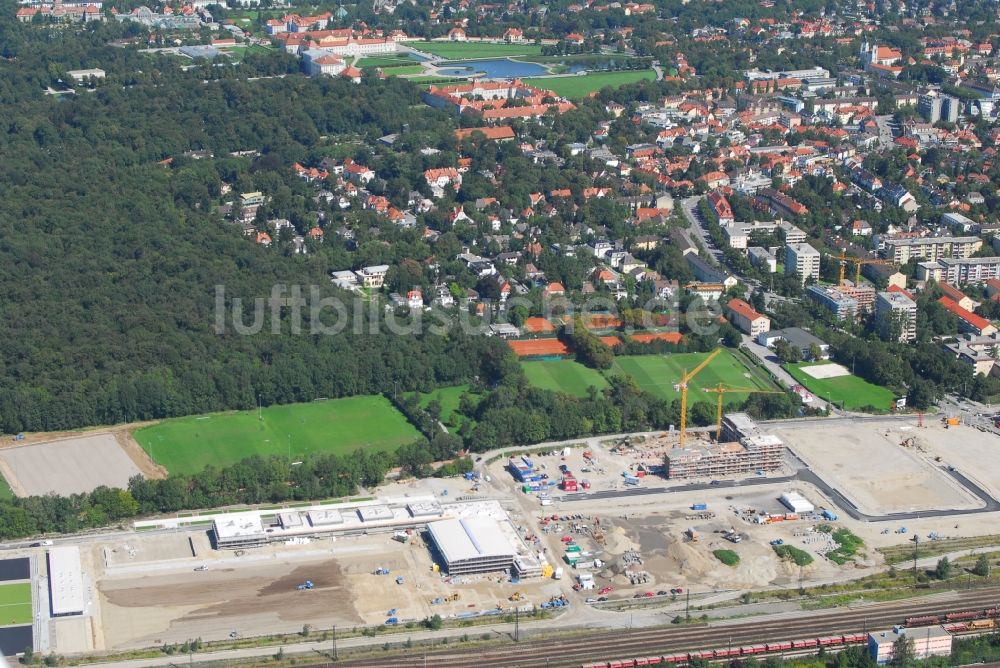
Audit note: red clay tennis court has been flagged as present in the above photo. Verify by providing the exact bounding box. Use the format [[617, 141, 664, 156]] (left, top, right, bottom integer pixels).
[[598, 335, 623, 347], [585, 314, 623, 329], [523, 317, 556, 333], [629, 331, 683, 344], [508, 338, 570, 357]]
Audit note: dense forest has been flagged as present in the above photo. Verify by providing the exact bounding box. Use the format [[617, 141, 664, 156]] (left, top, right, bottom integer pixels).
[[0, 12, 512, 432]]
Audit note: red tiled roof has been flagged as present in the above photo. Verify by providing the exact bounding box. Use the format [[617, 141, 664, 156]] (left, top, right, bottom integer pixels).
[[727, 298, 766, 322], [939, 296, 993, 332], [454, 125, 516, 141]]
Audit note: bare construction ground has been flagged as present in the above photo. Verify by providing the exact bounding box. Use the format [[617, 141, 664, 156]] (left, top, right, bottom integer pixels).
[[774, 421, 981, 515], [908, 421, 1000, 500], [0, 434, 143, 496], [94, 532, 558, 650]]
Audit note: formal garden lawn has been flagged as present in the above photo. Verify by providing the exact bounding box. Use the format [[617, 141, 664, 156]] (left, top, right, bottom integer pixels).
[[133, 395, 421, 475]]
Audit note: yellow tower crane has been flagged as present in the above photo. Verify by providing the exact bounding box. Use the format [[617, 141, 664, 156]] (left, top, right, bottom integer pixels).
[[829, 252, 895, 286], [678, 348, 722, 448], [702, 384, 786, 441]]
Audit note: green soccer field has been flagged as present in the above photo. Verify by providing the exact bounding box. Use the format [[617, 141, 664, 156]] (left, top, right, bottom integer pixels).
[[133, 395, 422, 475], [607, 350, 778, 403], [0, 583, 32, 626], [403, 41, 543, 59], [785, 362, 896, 412], [524, 70, 656, 99], [521, 360, 611, 398]]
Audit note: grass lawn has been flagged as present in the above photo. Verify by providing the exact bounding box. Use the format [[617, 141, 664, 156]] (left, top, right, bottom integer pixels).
[[0, 583, 32, 626], [784, 362, 896, 412], [418, 385, 476, 429], [355, 54, 422, 68], [607, 350, 778, 403], [525, 70, 655, 99], [133, 395, 421, 475], [713, 549, 740, 566], [404, 41, 543, 59], [0, 476, 14, 501], [522, 360, 610, 398], [380, 65, 426, 76]]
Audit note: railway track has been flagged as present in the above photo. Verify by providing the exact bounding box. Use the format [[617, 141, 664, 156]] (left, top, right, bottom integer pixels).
[[305, 587, 1000, 668]]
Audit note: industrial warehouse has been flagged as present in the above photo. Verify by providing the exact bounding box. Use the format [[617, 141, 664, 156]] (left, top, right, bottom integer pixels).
[[426, 517, 521, 575], [47, 546, 85, 617]]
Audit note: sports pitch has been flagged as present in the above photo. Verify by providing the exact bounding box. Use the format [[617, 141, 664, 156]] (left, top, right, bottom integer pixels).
[[785, 362, 896, 411], [133, 395, 421, 475], [521, 360, 610, 398], [607, 350, 778, 402], [0, 583, 32, 626]]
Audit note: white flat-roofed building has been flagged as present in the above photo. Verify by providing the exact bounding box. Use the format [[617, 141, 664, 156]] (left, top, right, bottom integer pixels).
[[307, 509, 344, 526], [213, 512, 268, 549], [67, 68, 105, 82], [780, 491, 815, 514], [869, 626, 951, 664], [48, 546, 85, 616], [358, 505, 393, 522], [427, 517, 517, 575], [279, 512, 304, 529], [408, 501, 443, 518]]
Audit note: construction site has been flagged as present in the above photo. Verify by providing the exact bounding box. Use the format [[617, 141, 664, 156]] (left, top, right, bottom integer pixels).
[[11, 408, 1000, 661]]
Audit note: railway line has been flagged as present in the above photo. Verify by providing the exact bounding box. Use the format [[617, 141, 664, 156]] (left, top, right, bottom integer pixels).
[[312, 587, 1000, 668]]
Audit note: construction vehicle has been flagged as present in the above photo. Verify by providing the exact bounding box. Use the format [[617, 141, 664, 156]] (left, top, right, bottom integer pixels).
[[430, 597, 443, 605], [445, 593, 460, 602], [395, 576, 404, 585], [385, 617, 399, 626], [374, 567, 390, 575], [703, 383, 785, 440], [296, 580, 315, 590], [678, 348, 723, 447], [509, 591, 525, 602]]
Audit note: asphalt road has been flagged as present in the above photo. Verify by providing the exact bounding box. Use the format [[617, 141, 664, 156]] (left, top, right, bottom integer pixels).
[[680, 195, 725, 263]]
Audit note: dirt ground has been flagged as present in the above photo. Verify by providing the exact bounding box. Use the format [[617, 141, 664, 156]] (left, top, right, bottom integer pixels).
[[774, 421, 981, 514], [93, 530, 558, 650], [99, 552, 364, 649], [910, 421, 1000, 499], [0, 434, 143, 497]]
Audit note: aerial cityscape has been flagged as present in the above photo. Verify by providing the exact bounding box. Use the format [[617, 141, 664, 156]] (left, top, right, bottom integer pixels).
[[8, 0, 1000, 665]]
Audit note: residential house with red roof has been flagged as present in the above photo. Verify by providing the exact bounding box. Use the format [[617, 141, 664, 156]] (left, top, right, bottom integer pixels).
[[726, 298, 770, 336]]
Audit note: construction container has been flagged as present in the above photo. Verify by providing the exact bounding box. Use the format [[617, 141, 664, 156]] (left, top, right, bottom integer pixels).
[[565, 544, 582, 553], [691, 503, 708, 511], [822, 509, 838, 521]]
